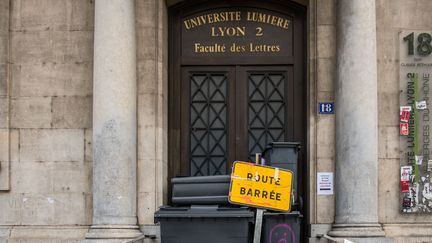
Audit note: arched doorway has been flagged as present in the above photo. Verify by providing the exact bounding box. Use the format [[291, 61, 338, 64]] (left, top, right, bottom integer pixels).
[[168, 0, 307, 227]]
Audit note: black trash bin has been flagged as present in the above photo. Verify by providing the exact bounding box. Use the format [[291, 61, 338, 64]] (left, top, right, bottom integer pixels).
[[262, 142, 301, 207], [262, 142, 301, 177], [171, 175, 231, 205], [261, 211, 302, 243], [155, 205, 254, 243]]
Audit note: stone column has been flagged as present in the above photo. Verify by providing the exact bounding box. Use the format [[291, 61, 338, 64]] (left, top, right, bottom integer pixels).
[[328, 0, 385, 238], [85, 0, 142, 240]]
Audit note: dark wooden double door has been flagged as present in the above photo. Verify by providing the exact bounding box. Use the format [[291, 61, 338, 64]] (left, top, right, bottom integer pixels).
[[178, 66, 295, 176], [169, 1, 306, 181]]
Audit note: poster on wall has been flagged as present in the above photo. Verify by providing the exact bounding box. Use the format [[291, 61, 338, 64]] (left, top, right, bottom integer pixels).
[[400, 30, 432, 213], [317, 172, 334, 195]]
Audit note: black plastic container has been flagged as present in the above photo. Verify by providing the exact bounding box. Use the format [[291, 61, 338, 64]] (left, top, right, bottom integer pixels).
[[155, 205, 254, 243], [171, 175, 231, 205], [262, 142, 301, 206], [262, 142, 301, 175], [261, 211, 302, 243]]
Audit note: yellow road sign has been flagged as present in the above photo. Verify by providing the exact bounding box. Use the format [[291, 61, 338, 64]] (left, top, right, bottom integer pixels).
[[229, 161, 293, 211]]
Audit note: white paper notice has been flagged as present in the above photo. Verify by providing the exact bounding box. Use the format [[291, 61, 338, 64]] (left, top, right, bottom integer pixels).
[[416, 155, 424, 165], [416, 100, 427, 110], [317, 172, 334, 195]]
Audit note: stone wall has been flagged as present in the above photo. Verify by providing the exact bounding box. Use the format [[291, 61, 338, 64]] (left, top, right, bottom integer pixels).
[[313, 0, 336, 226], [0, 0, 10, 192], [2, 0, 432, 242], [309, 0, 432, 241], [0, 0, 169, 241], [135, 0, 168, 237], [376, 0, 432, 240], [0, 0, 94, 241], [307, 0, 336, 237]]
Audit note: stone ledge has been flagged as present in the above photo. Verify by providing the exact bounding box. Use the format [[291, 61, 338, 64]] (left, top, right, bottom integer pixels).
[[6, 225, 89, 239], [383, 223, 432, 237], [308, 237, 394, 243], [85, 225, 143, 240], [328, 223, 386, 238]]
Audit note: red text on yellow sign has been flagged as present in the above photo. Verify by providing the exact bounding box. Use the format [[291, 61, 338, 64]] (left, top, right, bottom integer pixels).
[[229, 161, 293, 211]]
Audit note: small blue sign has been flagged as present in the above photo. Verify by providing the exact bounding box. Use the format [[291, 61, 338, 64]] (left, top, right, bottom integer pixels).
[[318, 102, 334, 114]]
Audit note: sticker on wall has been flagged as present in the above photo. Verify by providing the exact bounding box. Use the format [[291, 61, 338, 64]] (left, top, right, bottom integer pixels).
[[400, 106, 412, 113], [400, 106, 412, 122], [416, 155, 424, 165], [400, 123, 409, 136], [401, 181, 410, 193], [428, 160, 432, 172], [401, 166, 412, 193], [422, 181, 432, 200], [416, 100, 427, 110], [402, 197, 411, 208]]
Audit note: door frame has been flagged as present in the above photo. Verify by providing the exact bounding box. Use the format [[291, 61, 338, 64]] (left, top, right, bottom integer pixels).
[[168, 0, 306, 201]]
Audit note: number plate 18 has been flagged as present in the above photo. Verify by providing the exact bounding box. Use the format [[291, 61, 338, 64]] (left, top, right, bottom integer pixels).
[[319, 102, 334, 114], [403, 32, 432, 56]]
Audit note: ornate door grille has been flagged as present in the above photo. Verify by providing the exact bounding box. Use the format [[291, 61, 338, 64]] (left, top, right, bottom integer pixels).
[[248, 72, 286, 162], [189, 72, 228, 176], [183, 67, 291, 176]]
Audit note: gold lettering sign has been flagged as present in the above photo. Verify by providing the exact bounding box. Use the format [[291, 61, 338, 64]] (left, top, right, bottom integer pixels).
[[183, 11, 242, 29], [181, 8, 293, 57], [183, 11, 290, 31]]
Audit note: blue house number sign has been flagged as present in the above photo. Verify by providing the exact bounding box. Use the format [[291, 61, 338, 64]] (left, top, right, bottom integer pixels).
[[319, 102, 334, 114]]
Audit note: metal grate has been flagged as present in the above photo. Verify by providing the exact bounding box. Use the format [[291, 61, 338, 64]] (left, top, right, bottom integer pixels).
[[189, 72, 228, 176], [248, 72, 286, 162]]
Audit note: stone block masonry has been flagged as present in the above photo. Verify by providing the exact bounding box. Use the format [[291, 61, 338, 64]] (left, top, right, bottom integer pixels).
[[20, 129, 84, 162], [0, 0, 95, 239]]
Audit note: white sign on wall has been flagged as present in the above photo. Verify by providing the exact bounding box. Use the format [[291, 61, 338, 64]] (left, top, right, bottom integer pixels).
[[317, 172, 333, 195]]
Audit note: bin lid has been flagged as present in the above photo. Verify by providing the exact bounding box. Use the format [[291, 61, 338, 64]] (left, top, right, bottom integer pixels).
[[263, 210, 303, 217], [172, 175, 231, 184], [266, 142, 301, 148], [155, 205, 254, 218]]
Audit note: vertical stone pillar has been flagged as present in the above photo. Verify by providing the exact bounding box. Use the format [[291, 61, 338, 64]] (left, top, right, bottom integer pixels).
[[329, 0, 385, 238], [85, 0, 142, 240]]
